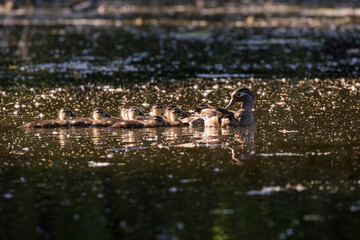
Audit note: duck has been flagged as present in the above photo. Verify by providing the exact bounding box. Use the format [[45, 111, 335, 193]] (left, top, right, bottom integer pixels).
[[20, 108, 76, 128], [165, 104, 188, 119], [120, 106, 145, 120], [164, 108, 184, 127], [188, 87, 255, 127], [181, 104, 211, 127], [225, 87, 255, 126], [151, 104, 166, 116], [70, 107, 111, 127], [110, 116, 165, 129]]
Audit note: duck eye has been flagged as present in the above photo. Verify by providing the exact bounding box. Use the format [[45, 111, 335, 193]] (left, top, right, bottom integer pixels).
[[236, 92, 243, 97]]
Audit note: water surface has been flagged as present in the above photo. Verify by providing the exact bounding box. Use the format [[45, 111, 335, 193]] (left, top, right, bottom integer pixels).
[[0, 5, 360, 240]]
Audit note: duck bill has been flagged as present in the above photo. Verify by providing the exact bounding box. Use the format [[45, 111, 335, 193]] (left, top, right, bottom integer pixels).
[[105, 113, 111, 118], [70, 112, 76, 118], [225, 98, 236, 109]]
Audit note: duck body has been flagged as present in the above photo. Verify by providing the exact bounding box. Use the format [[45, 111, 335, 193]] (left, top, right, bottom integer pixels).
[[225, 87, 255, 126], [187, 87, 255, 128], [20, 108, 76, 128]]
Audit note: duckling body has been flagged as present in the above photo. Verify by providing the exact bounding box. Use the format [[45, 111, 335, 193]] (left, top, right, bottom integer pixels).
[[91, 117, 122, 127], [111, 116, 165, 129], [186, 88, 255, 128], [70, 107, 111, 127], [20, 108, 76, 128], [192, 107, 235, 127]]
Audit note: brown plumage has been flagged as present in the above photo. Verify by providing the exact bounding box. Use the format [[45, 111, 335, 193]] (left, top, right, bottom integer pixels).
[[225, 87, 255, 126], [164, 108, 183, 127], [20, 108, 76, 128], [71, 107, 111, 127], [111, 116, 165, 128], [120, 106, 145, 120]]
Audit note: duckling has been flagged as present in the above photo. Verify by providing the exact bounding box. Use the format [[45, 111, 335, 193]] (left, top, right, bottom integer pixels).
[[165, 105, 188, 119], [20, 108, 76, 128], [110, 116, 165, 129], [120, 106, 145, 120], [186, 105, 234, 128], [181, 104, 211, 126], [225, 87, 255, 126], [164, 104, 177, 119], [151, 104, 166, 116], [71, 107, 111, 127], [164, 108, 183, 127], [133, 103, 165, 121]]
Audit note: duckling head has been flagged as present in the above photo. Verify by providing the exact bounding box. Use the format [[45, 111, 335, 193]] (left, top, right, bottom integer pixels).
[[150, 116, 165, 127], [92, 108, 111, 120], [151, 104, 165, 116], [169, 108, 183, 122], [127, 107, 141, 120], [225, 88, 255, 110], [59, 108, 76, 120], [165, 104, 177, 118]]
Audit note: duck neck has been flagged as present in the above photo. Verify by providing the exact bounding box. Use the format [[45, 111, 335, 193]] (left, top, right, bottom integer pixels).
[[59, 113, 66, 121], [240, 99, 254, 111]]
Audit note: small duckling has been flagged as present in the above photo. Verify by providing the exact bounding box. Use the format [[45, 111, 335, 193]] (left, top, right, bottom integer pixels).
[[164, 104, 178, 119], [225, 87, 255, 126], [181, 104, 211, 126], [185, 103, 233, 127], [20, 108, 76, 128], [120, 106, 145, 120], [110, 116, 165, 129], [134, 103, 165, 121], [164, 108, 183, 127], [151, 104, 166, 116], [165, 105, 188, 119], [71, 107, 111, 127]]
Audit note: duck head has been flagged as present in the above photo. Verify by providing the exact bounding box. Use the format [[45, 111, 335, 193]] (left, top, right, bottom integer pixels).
[[151, 104, 166, 116], [92, 107, 111, 120], [225, 88, 255, 111], [59, 108, 76, 120]]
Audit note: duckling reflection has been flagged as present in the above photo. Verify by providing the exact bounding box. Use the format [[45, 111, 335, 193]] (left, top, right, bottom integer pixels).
[[163, 127, 184, 142], [57, 128, 70, 148], [174, 125, 256, 164], [90, 127, 111, 149]]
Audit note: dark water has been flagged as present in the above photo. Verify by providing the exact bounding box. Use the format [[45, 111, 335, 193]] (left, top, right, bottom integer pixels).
[[0, 5, 360, 240]]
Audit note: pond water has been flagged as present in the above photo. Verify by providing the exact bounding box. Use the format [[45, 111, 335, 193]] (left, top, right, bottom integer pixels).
[[0, 6, 360, 240]]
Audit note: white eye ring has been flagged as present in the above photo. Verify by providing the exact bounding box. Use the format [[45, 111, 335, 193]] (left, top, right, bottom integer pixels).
[[236, 92, 244, 97]]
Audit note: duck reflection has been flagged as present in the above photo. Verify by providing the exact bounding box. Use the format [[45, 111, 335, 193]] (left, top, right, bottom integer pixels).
[[22, 125, 255, 164]]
